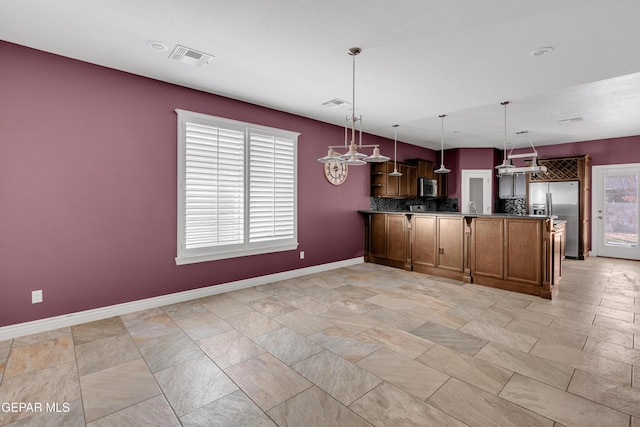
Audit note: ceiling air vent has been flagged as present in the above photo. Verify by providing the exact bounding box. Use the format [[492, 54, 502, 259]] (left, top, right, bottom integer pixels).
[[558, 117, 583, 124], [321, 98, 350, 109], [169, 45, 213, 68]]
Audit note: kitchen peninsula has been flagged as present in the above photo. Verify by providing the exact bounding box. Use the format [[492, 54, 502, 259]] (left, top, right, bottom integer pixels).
[[359, 211, 565, 299]]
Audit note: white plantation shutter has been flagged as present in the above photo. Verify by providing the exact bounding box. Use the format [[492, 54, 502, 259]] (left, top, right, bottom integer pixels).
[[249, 131, 295, 243], [184, 123, 245, 249], [176, 110, 298, 264]]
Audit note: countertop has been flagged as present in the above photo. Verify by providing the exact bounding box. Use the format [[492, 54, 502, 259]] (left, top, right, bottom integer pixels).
[[357, 210, 557, 220]]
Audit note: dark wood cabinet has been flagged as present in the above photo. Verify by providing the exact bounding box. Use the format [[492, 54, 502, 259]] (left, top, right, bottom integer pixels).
[[435, 173, 448, 198], [371, 162, 417, 198], [364, 213, 410, 269], [417, 160, 434, 179], [504, 218, 542, 286], [411, 215, 437, 269], [469, 216, 558, 298], [470, 217, 504, 280], [411, 214, 464, 280], [363, 212, 562, 299], [437, 216, 464, 272]]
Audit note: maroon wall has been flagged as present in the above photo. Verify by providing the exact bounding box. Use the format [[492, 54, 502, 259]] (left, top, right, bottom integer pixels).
[[442, 148, 501, 209], [0, 41, 435, 327], [447, 138, 640, 209], [513, 136, 640, 166]]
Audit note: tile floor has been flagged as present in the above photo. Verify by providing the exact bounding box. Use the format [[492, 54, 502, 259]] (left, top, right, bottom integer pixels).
[[0, 257, 639, 426]]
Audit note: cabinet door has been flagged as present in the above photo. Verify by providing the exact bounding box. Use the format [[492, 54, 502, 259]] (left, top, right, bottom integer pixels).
[[471, 217, 504, 279], [436, 173, 448, 198], [437, 216, 463, 271], [386, 214, 408, 263], [386, 163, 400, 197], [370, 214, 387, 258], [418, 160, 434, 179], [499, 175, 514, 199], [408, 165, 418, 197], [412, 215, 437, 268], [505, 219, 542, 285], [398, 164, 410, 197], [514, 174, 527, 197]]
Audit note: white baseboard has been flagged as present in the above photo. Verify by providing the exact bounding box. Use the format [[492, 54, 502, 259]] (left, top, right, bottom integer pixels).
[[0, 257, 364, 341]]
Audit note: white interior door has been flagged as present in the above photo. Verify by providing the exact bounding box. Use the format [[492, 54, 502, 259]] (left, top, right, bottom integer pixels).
[[461, 170, 493, 214], [593, 164, 640, 260]]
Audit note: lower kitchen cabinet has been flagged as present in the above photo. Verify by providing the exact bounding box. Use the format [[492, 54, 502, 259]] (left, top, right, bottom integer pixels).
[[412, 215, 465, 279], [361, 211, 563, 299], [436, 216, 464, 273], [470, 216, 559, 298], [411, 215, 437, 268], [470, 217, 504, 280], [365, 213, 410, 270]]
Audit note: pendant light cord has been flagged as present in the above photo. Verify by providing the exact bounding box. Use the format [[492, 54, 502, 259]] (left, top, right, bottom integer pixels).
[[440, 115, 445, 166], [502, 101, 509, 161]]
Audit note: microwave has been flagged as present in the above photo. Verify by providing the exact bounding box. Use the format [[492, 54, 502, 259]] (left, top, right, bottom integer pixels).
[[419, 178, 438, 198]]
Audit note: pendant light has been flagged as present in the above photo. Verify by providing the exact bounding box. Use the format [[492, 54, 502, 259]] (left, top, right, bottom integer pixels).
[[434, 114, 450, 174], [318, 47, 389, 165], [495, 101, 515, 171], [388, 124, 403, 177]]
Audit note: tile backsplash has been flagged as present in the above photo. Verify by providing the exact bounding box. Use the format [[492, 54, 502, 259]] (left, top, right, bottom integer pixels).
[[496, 198, 527, 215], [370, 197, 459, 212]]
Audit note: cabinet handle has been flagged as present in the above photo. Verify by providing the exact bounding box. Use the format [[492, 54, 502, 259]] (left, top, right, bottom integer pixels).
[[439, 248, 444, 254]]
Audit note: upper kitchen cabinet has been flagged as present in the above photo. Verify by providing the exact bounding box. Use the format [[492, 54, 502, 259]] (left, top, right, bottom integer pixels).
[[416, 159, 434, 179], [499, 174, 527, 199], [435, 172, 448, 198], [371, 161, 418, 198]]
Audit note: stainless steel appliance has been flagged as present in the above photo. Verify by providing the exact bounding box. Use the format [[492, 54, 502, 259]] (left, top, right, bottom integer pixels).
[[529, 181, 580, 258], [419, 178, 438, 198]]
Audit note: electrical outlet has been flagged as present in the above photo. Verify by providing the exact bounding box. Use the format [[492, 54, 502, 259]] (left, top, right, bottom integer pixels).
[[300, 251, 305, 260], [32, 290, 43, 304]]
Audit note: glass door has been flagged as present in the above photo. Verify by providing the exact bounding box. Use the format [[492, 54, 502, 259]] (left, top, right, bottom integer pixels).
[[594, 164, 640, 260]]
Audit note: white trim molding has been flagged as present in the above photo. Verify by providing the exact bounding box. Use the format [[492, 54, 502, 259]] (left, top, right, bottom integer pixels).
[[0, 257, 364, 340]]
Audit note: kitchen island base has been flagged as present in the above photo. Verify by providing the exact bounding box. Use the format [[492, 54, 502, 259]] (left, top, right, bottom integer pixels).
[[361, 211, 563, 299]]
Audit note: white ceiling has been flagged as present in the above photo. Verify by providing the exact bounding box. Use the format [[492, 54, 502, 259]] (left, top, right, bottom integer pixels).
[[2, 0, 640, 151]]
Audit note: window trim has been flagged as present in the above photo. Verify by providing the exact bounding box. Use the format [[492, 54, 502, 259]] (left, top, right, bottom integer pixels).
[[175, 109, 299, 265]]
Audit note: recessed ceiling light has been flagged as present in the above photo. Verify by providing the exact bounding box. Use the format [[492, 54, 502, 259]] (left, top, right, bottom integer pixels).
[[529, 46, 554, 57], [146, 40, 168, 51]]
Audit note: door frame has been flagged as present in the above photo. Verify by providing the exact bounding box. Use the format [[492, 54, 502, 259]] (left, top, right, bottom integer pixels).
[[592, 163, 640, 259], [461, 169, 493, 214]]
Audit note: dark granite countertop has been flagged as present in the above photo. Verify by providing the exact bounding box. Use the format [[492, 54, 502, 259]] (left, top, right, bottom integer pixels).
[[358, 210, 556, 220]]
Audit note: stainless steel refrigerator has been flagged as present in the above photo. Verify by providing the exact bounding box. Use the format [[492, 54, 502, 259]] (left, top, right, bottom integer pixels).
[[529, 181, 580, 258]]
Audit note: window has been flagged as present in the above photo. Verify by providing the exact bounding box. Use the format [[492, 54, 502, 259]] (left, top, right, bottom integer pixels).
[[175, 109, 299, 265]]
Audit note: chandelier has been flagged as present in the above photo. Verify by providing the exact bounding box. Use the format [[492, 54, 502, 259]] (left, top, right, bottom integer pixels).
[[318, 47, 389, 165], [495, 101, 547, 176]]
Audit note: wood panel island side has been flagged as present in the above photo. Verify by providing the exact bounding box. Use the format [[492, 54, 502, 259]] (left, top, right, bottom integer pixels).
[[359, 211, 565, 299]]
